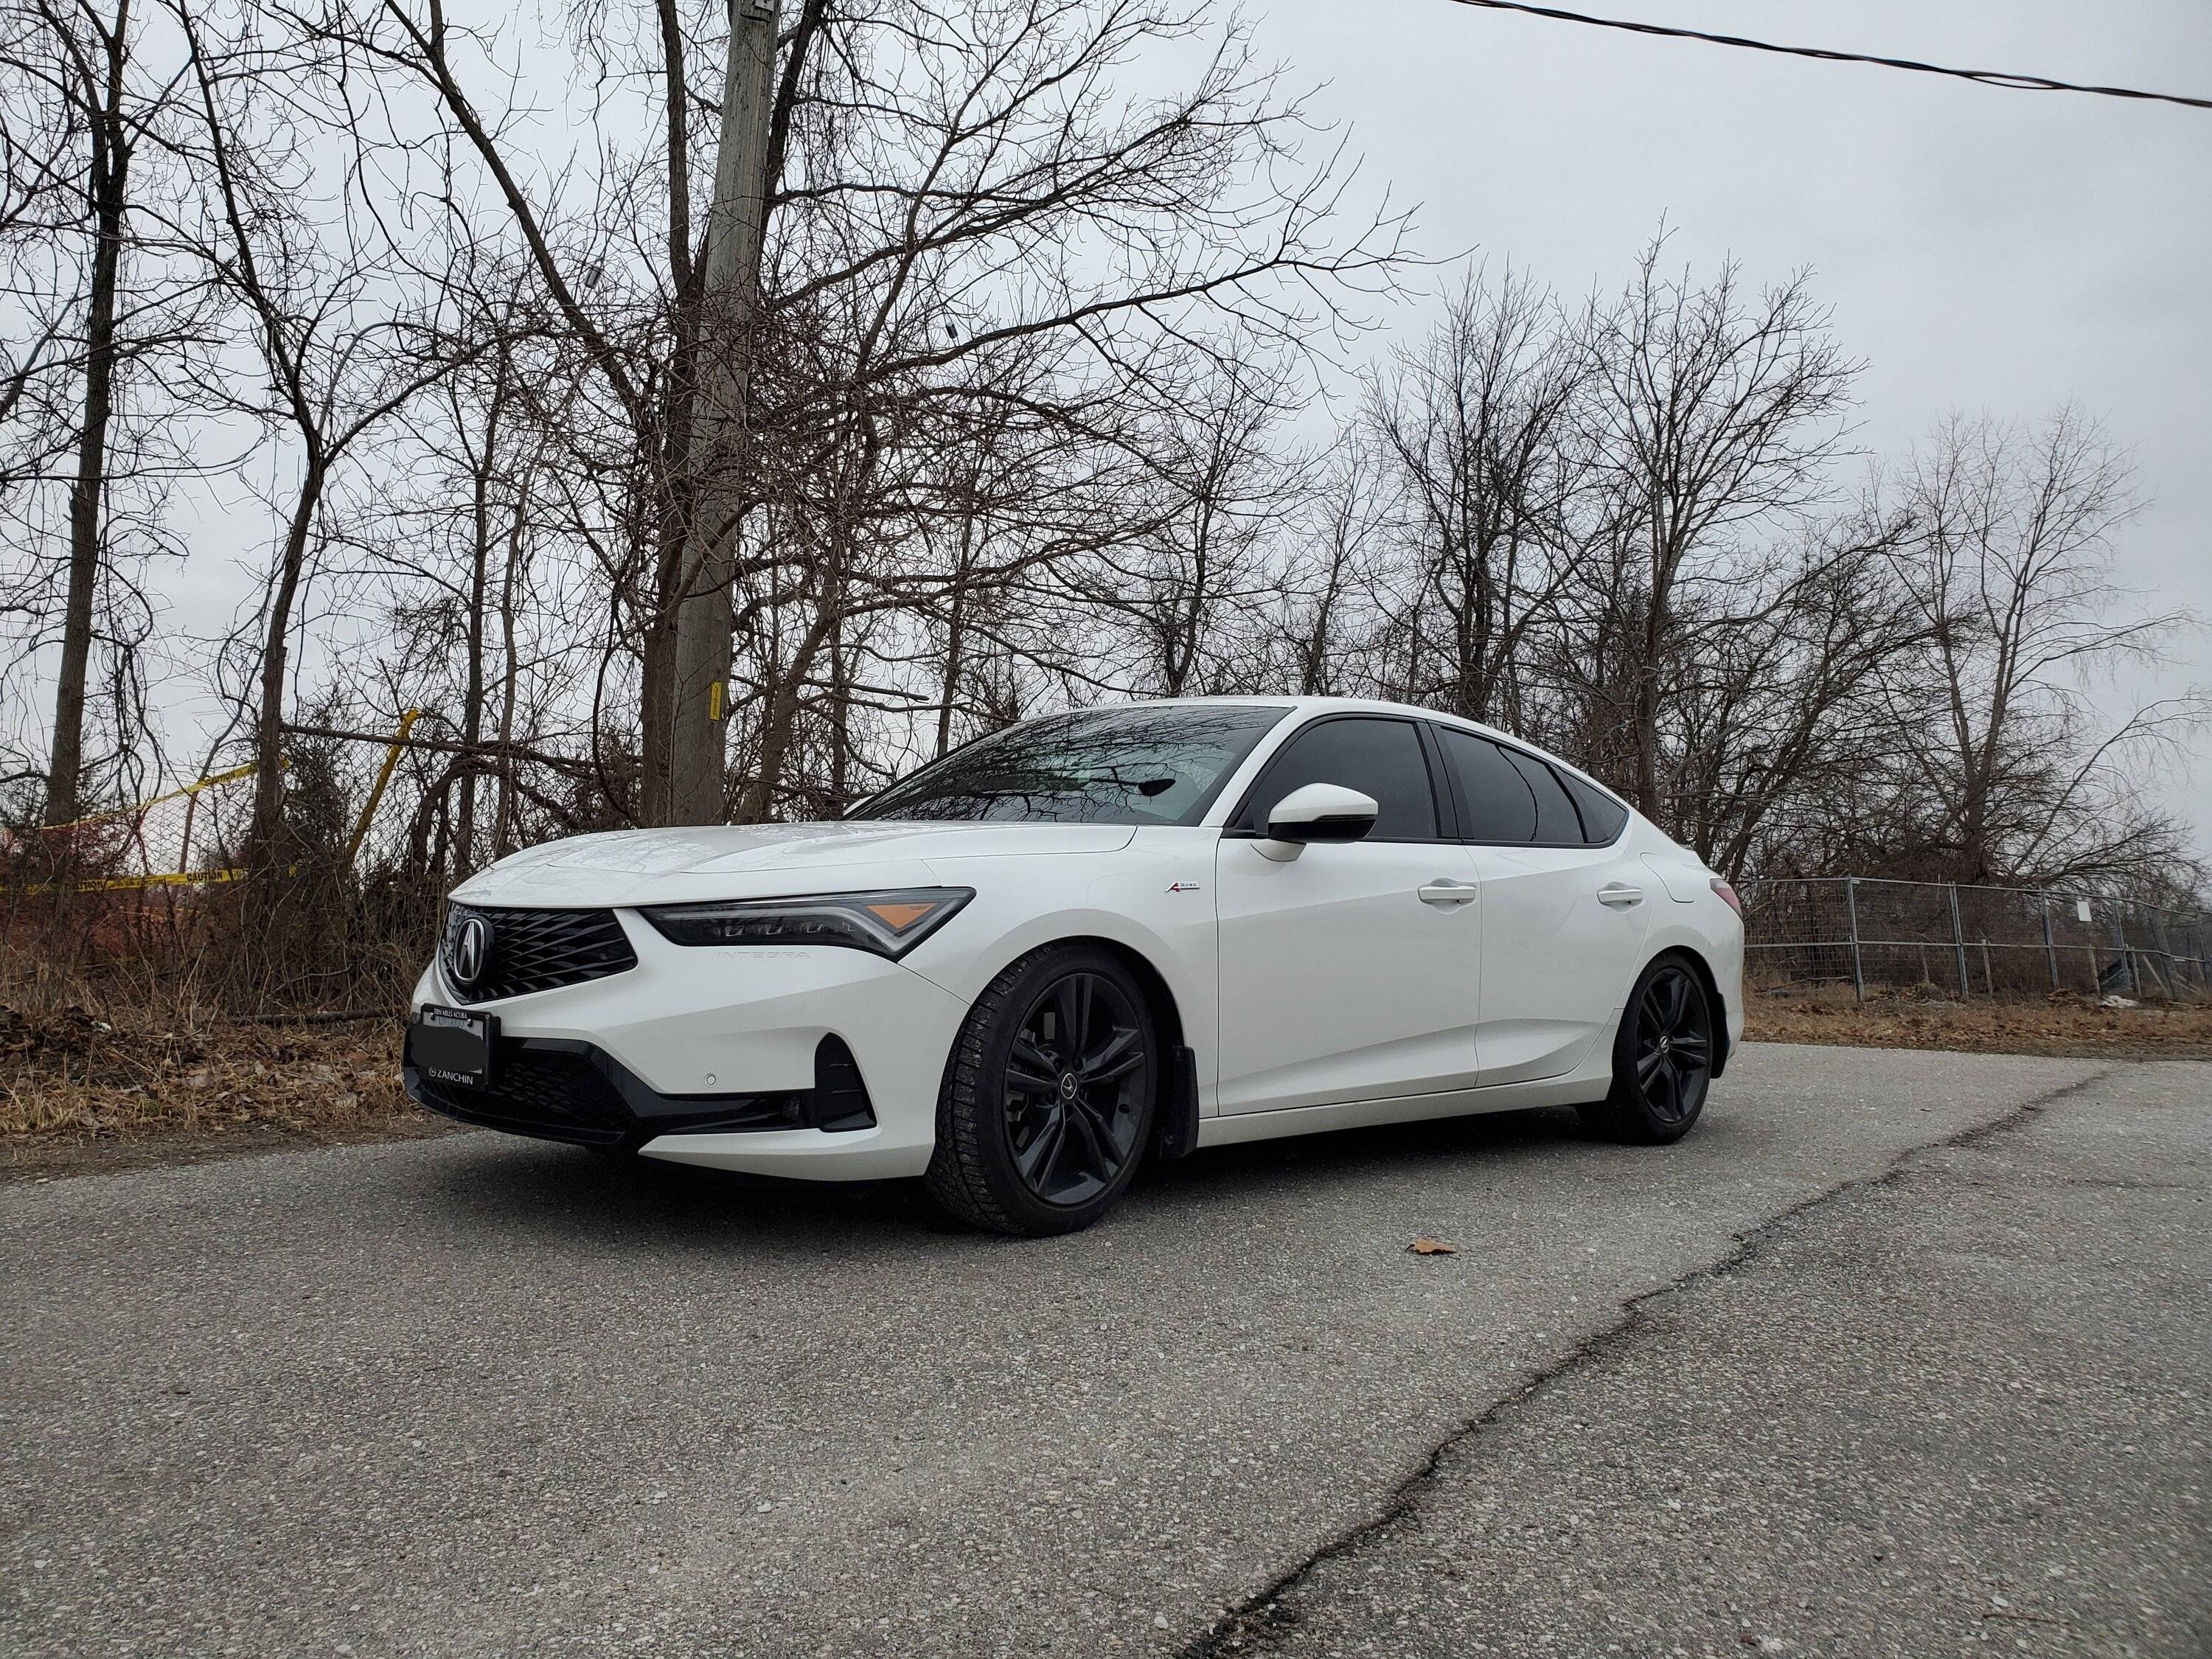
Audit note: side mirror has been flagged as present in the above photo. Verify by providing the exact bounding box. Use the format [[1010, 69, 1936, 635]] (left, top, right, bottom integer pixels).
[[1257, 782, 1380, 860]]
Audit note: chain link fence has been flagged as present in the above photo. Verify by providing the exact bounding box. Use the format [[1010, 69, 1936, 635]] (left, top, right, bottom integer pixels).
[[1741, 877, 2212, 1001]]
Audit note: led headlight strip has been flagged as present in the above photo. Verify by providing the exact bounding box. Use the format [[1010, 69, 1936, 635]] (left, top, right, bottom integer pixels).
[[637, 888, 973, 959]]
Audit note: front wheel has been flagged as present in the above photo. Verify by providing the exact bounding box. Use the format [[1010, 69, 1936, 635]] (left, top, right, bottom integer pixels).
[[925, 945, 1158, 1237], [1580, 956, 1714, 1144]]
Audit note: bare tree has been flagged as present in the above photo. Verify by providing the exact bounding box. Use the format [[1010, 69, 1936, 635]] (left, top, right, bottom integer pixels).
[[307, 0, 1406, 825], [174, 3, 461, 955], [32, 0, 136, 824], [1588, 237, 1857, 820], [1275, 428, 1389, 698], [1366, 264, 1588, 729], [360, 250, 580, 877], [1085, 350, 1305, 698], [1, 0, 209, 823], [1885, 410, 2201, 886], [1653, 508, 1921, 878]]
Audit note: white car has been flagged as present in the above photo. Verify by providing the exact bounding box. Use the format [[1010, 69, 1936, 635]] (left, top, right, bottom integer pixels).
[[406, 698, 1744, 1235]]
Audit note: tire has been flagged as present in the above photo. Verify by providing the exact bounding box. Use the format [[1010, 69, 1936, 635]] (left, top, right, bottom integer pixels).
[[1579, 954, 1714, 1145], [925, 944, 1160, 1237]]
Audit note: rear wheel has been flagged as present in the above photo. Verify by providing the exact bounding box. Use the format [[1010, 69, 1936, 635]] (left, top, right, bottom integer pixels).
[[925, 945, 1158, 1237], [1580, 956, 1714, 1144]]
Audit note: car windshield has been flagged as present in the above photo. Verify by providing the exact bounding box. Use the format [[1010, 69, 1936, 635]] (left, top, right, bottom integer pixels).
[[853, 703, 1293, 826]]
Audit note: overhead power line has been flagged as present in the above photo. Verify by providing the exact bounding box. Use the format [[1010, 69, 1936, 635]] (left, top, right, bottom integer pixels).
[[1440, 0, 2212, 112]]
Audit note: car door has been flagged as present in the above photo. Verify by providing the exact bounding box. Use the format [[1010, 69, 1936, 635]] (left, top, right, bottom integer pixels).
[[1430, 726, 1650, 1085], [1214, 715, 1484, 1114]]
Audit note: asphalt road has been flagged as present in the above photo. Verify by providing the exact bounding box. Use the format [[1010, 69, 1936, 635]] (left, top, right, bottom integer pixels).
[[2, 1046, 2205, 1658]]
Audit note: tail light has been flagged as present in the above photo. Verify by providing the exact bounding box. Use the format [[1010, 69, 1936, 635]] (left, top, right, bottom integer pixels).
[[1710, 878, 1742, 916]]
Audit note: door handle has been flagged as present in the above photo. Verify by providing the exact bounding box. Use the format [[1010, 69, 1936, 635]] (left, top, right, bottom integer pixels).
[[1418, 880, 1479, 907], [1597, 883, 1644, 908]]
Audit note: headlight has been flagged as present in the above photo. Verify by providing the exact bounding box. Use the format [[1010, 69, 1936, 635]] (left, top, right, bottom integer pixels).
[[637, 888, 973, 959]]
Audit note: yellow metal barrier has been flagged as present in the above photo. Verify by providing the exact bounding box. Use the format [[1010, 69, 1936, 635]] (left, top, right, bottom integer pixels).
[[7, 709, 420, 893], [344, 710, 420, 864]]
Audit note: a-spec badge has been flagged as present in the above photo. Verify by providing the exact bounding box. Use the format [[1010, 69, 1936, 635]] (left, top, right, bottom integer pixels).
[[1167, 882, 1203, 894]]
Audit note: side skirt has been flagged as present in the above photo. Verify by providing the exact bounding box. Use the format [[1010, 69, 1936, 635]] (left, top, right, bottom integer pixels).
[[1194, 1072, 1610, 1151]]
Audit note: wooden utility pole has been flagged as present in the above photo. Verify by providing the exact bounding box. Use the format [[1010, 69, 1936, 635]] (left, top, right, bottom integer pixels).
[[669, 0, 780, 824]]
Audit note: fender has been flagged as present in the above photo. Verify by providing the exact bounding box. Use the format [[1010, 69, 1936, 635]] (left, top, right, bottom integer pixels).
[[908, 832, 1223, 1114]]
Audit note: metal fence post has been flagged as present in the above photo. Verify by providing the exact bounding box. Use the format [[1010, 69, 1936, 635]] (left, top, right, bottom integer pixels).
[[1844, 876, 1865, 1004], [1947, 881, 1971, 998], [2112, 905, 2136, 997], [2040, 890, 2059, 992]]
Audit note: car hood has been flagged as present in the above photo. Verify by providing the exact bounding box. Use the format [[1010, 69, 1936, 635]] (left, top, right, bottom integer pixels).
[[451, 819, 1137, 909]]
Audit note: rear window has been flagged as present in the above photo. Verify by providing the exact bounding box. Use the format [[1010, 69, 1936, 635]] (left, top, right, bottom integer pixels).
[[1561, 773, 1630, 844], [1503, 748, 1582, 846], [1435, 727, 1537, 842], [1436, 725, 1628, 846]]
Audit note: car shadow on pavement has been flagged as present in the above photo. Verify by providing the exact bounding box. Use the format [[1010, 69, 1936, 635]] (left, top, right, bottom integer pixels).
[[410, 1102, 1605, 1249]]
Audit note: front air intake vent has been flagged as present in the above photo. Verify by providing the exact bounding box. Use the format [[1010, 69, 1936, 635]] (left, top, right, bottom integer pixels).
[[439, 904, 638, 1004]]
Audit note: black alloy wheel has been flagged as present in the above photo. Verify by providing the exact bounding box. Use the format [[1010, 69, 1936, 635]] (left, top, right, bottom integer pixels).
[[1583, 955, 1714, 1144], [1001, 971, 1149, 1206], [925, 944, 1160, 1236], [1632, 964, 1711, 1127]]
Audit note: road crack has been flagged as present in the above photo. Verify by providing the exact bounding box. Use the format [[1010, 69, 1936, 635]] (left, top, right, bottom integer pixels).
[[1175, 1066, 2118, 1657]]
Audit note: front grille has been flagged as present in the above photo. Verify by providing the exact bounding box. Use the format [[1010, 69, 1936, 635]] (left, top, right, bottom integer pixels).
[[441, 904, 637, 1004], [411, 1047, 636, 1146]]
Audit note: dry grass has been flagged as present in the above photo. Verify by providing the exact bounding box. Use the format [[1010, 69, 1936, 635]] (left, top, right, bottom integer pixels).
[[1747, 981, 2212, 1060], [0, 996, 431, 1176]]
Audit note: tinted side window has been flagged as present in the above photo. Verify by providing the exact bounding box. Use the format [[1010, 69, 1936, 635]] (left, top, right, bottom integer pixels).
[[1239, 717, 1438, 841], [1436, 727, 1536, 843], [1504, 749, 1582, 845], [1562, 773, 1629, 844]]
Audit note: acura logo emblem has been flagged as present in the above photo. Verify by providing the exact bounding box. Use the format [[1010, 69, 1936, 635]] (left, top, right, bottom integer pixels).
[[450, 914, 493, 988]]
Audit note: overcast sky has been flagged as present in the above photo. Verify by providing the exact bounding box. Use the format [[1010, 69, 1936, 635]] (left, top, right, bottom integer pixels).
[[1242, 0, 2212, 849]]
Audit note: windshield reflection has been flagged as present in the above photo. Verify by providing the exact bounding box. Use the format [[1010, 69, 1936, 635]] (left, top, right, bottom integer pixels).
[[855, 703, 1292, 826]]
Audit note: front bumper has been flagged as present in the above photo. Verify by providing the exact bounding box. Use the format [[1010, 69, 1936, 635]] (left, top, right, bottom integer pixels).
[[403, 1030, 880, 1148], [408, 912, 970, 1180]]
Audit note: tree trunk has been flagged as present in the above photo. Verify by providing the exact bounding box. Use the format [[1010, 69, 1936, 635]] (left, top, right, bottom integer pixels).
[[733, 605, 835, 824], [243, 458, 324, 954], [44, 21, 131, 827], [456, 390, 499, 872], [936, 587, 969, 759], [493, 470, 526, 860], [1632, 533, 1670, 820]]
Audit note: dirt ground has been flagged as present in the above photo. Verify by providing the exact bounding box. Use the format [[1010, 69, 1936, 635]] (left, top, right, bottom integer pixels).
[[0, 1006, 445, 1183], [6, 984, 2205, 1183], [1745, 982, 2212, 1060]]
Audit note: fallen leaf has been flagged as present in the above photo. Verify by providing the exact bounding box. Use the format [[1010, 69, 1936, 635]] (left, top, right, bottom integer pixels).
[[1408, 1237, 1457, 1256]]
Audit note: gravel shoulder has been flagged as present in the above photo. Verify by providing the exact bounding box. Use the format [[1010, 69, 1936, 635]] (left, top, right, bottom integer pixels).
[[2, 1046, 2202, 1658]]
